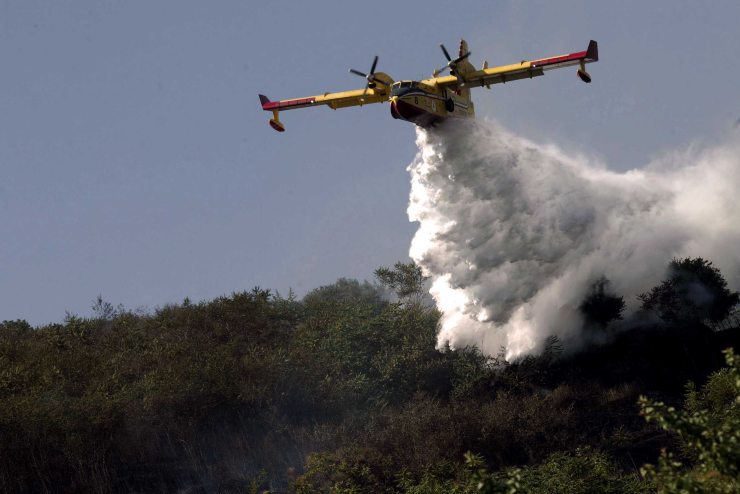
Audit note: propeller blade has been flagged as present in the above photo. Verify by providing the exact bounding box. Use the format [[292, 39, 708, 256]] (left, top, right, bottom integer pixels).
[[349, 69, 367, 77], [433, 65, 450, 77], [369, 55, 378, 75], [362, 85, 368, 99], [440, 44, 452, 61]]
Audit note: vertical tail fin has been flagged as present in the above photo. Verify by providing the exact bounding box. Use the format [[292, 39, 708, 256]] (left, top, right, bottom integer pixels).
[[586, 40, 598, 62], [258, 94, 271, 108], [458, 39, 469, 58]]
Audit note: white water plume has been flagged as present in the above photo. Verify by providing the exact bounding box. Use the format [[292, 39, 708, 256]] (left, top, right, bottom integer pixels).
[[407, 120, 740, 360]]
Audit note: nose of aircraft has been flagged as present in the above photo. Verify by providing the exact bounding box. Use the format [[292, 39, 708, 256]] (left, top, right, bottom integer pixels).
[[390, 96, 401, 119]]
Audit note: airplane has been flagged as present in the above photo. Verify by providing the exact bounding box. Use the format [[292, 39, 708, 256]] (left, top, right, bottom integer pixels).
[[259, 39, 598, 132]]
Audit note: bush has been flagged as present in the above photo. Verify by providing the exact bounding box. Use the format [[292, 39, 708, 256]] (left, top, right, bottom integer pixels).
[[639, 348, 740, 493], [510, 448, 649, 494]]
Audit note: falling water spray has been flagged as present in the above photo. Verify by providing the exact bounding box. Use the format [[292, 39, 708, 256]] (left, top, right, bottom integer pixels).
[[407, 120, 740, 359]]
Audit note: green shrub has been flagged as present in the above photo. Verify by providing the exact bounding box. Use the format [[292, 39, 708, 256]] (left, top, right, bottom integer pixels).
[[639, 348, 740, 493]]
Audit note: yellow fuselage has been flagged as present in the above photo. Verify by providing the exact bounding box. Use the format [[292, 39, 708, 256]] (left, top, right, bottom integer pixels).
[[389, 80, 474, 127]]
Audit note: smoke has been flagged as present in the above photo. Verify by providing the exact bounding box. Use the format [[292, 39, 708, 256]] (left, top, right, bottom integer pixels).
[[407, 119, 740, 359]]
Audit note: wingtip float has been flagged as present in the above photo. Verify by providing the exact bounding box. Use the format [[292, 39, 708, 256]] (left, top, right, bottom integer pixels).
[[259, 39, 599, 132]]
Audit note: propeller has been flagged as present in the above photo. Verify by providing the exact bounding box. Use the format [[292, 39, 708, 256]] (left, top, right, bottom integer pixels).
[[433, 44, 471, 81], [349, 55, 380, 98]]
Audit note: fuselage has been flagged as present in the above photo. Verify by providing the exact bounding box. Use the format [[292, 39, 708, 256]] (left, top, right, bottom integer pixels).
[[389, 80, 474, 127]]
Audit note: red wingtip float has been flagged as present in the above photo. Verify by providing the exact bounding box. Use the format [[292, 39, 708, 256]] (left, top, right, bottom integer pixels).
[[259, 39, 599, 132], [268, 119, 285, 132], [259, 94, 286, 132]]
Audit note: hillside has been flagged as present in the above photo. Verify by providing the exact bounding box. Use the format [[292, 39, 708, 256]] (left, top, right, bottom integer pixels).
[[1, 261, 738, 493]]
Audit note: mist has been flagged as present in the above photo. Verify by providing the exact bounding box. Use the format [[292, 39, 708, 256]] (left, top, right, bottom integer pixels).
[[407, 119, 740, 359]]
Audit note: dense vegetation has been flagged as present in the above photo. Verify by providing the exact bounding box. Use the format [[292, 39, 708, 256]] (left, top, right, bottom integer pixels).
[[1, 258, 738, 493]]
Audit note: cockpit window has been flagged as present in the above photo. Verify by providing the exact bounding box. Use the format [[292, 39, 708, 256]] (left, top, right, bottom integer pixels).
[[391, 81, 419, 97]]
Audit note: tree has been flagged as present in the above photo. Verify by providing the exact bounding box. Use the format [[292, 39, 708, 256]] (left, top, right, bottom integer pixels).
[[302, 278, 383, 307], [0, 319, 33, 333], [579, 277, 626, 328], [638, 257, 739, 325], [374, 262, 427, 306]]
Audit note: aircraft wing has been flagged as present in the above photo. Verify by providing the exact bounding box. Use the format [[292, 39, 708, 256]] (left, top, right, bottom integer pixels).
[[260, 88, 387, 112], [431, 40, 599, 89], [259, 72, 394, 131]]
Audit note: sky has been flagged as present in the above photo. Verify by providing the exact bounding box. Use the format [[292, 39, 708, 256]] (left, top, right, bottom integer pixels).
[[1, 1, 739, 326]]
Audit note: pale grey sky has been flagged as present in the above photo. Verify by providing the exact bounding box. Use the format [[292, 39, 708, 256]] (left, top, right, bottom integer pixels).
[[2, 1, 738, 325]]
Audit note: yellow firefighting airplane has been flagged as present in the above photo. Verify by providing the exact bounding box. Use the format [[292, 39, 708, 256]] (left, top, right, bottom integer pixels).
[[259, 39, 598, 132]]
